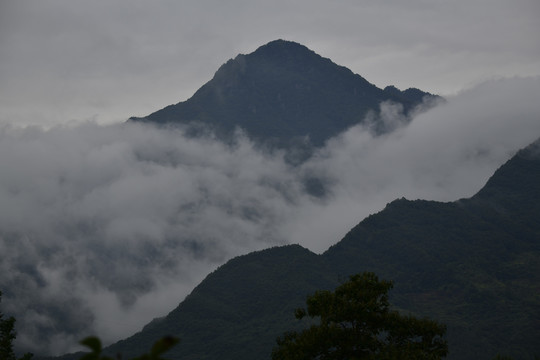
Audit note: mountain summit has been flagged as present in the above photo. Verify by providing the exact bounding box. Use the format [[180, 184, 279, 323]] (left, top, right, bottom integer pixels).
[[130, 40, 437, 146]]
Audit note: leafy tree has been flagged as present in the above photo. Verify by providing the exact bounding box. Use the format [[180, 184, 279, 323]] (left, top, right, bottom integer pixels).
[[272, 272, 448, 360], [0, 291, 33, 360]]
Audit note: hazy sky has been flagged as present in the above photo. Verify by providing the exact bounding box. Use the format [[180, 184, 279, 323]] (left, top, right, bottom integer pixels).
[[1, 0, 539, 127], [1, 1, 540, 356]]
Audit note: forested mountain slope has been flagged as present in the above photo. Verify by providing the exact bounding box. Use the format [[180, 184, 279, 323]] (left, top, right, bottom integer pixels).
[[52, 139, 538, 360], [325, 139, 540, 359]]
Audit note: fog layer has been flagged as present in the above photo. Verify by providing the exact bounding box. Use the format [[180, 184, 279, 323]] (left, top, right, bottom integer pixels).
[[1, 77, 540, 354]]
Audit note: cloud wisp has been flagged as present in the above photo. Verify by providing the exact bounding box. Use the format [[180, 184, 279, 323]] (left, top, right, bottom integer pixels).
[[1, 76, 540, 355], [0, 122, 300, 353]]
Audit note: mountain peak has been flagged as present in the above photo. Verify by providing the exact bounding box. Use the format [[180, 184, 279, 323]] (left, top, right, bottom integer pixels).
[[131, 40, 437, 147], [248, 39, 319, 61], [253, 39, 310, 52]]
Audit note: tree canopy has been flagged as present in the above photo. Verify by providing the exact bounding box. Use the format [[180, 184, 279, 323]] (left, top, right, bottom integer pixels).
[[272, 272, 448, 360], [0, 291, 33, 360]]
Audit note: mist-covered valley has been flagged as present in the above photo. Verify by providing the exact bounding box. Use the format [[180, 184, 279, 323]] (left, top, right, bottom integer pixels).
[[1, 76, 540, 355]]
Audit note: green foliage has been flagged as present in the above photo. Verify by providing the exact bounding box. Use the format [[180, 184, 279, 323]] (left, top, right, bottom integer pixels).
[[0, 308, 16, 360], [0, 291, 34, 360], [79, 335, 179, 360], [272, 272, 448, 360]]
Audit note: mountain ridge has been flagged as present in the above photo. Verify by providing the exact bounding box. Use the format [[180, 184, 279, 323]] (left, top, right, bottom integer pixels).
[[45, 138, 540, 360], [40, 41, 537, 360], [130, 39, 438, 147]]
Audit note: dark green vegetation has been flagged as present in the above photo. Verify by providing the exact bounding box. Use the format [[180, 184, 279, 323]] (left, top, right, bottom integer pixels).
[[48, 139, 538, 360], [96, 246, 338, 360], [272, 272, 447, 360], [0, 291, 33, 360], [130, 40, 437, 148], [325, 140, 540, 359]]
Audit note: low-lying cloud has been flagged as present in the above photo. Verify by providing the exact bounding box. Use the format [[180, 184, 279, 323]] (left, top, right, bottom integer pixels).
[[1, 76, 540, 355]]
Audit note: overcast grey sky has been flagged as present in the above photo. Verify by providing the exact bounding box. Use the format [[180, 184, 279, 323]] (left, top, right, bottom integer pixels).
[[1, 0, 539, 127]]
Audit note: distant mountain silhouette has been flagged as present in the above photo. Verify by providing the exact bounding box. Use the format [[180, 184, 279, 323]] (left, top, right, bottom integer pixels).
[[50, 139, 538, 360], [130, 40, 438, 147]]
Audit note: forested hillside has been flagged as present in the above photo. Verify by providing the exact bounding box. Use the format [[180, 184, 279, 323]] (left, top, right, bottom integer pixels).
[[44, 139, 539, 360]]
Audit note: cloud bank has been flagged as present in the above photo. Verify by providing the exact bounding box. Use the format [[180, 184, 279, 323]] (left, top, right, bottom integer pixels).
[[1, 76, 540, 355]]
